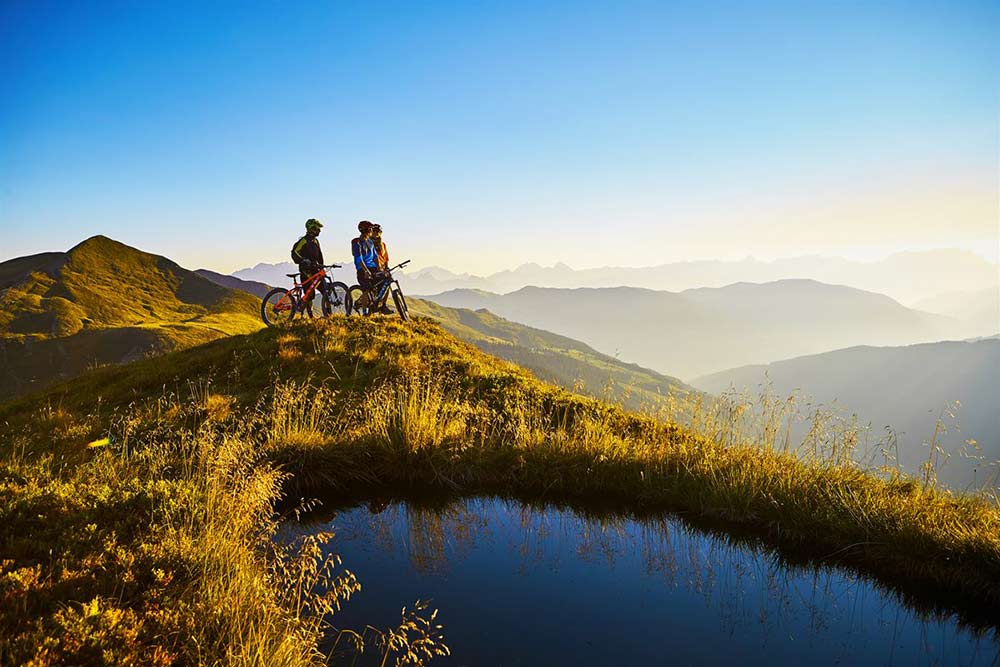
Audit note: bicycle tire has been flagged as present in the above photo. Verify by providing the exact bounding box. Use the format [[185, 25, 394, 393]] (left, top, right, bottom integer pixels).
[[261, 287, 299, 326], [322, 281, 352, 317], [391, 286, 409, 321]]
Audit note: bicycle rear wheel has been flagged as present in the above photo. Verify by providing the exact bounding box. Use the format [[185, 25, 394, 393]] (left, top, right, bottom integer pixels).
[[391, 286, 410, 321], [322, 281, 352, 317], [261, 288, 299, 326]]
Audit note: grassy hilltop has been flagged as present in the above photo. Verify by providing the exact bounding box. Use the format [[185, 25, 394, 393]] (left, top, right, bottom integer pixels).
[[2, 316, 999, 665], [0, 236, 263, 400]]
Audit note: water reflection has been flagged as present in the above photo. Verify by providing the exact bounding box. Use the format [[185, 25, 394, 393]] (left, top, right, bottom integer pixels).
[[289, 498, 1000, 666]]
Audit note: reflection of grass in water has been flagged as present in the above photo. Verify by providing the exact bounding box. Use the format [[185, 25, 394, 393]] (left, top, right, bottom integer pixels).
[[345, 497, 997, 663]]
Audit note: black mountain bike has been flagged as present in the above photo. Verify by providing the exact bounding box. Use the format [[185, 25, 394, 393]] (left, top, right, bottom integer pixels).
[[261, 264, 351, 326], [346, 260, 410, 321]]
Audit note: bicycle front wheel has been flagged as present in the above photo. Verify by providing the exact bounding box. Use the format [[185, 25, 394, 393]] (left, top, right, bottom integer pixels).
[[322, 281, 352, 317], [261, 288, 299, 326], [391, 286, 410, 322]]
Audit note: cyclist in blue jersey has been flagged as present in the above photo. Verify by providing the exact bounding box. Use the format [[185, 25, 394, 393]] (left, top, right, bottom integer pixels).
[[351, 220, 393, 315]]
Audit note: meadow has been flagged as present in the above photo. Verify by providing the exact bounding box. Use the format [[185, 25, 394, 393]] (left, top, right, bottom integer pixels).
[[2, 316, 998, 664]]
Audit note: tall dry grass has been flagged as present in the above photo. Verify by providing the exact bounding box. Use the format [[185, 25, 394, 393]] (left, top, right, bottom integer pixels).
[[0, 384, 450, 666]]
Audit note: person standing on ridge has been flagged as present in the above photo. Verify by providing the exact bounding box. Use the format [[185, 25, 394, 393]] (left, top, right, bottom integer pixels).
[[352, 220, 393, 314], [372, 223, 389, 269], [370, 223, 394, 314], [291, 218, 325, 316]]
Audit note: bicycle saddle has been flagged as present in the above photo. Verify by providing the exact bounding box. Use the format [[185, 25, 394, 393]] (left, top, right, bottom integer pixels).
[[285, 273, 299, 278]]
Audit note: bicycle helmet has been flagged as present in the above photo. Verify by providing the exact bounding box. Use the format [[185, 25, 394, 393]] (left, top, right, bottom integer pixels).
[[358, 220, 373, 233], [305, 218, 323, 233]]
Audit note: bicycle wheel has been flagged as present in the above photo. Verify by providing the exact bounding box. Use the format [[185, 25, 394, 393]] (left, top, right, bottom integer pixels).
[[322, 281, 351, 317], [346, 285, 369, 316], [391, 286, 410, 322], [261, 288, 299, 326]]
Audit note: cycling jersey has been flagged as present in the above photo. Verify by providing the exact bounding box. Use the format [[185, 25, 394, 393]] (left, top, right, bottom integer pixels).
[[374, 239, 389, 268], [352, 236, 379, 271]]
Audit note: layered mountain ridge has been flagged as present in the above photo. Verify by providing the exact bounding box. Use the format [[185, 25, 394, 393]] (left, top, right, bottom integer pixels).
[[421, 281, 958, 379]]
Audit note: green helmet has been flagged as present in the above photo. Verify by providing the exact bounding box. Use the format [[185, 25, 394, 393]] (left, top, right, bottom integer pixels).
[[305, 218, 323, 233]]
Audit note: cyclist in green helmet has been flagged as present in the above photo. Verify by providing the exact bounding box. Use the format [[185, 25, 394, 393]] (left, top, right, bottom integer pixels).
[[291, 218, 325, 316]]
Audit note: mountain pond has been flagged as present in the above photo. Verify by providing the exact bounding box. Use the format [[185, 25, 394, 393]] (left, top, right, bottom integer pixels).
[[278, 497, 1000, 666]]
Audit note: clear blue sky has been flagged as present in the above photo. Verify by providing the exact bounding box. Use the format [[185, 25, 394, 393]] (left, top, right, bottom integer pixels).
[[2, 1, 997, 273]]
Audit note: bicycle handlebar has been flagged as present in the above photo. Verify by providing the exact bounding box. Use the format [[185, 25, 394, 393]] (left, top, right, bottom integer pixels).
[[324, 264, 341, 269], [388, 260, 411, 272]]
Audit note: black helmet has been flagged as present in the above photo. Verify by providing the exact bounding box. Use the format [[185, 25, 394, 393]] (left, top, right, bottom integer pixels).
[[358, 220, 373, 233]]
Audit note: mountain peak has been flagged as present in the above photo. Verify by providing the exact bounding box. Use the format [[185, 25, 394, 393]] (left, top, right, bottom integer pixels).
[[2, 236, 262, 340], [69, 234, 127, 253]]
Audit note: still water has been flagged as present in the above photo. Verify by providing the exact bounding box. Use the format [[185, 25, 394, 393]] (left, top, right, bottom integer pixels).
[[282, 497, 1000, 666]]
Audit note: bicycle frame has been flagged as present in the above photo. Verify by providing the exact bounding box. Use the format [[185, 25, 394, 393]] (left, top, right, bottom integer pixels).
[[293, 268, 328, 303], [269, 269, 324, 314], [363, 260, 409, 307], [351, 260, 410, 320], [369, 274, 393, 308]]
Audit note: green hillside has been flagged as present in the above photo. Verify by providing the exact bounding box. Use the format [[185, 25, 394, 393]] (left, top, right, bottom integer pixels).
[[0, 236, 263, 399], [2, 317, 999, 664]]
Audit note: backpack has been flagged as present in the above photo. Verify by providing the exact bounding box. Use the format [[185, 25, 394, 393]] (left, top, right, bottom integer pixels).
[[290, 236, 306, 264]]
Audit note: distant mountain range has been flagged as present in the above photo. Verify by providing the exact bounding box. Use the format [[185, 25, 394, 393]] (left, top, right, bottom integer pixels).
[[340, 249, 997, 305], [195, 268, 272, 299], [692, 339, 1000, 489], [912, 287, 999, 339], [0, 236, 263, 400], [233, 261, 359, 291], [421, 281, 959, 379]]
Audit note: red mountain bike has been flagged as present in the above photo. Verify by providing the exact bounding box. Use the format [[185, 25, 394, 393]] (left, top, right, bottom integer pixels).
[[261, 264, 351, 326]]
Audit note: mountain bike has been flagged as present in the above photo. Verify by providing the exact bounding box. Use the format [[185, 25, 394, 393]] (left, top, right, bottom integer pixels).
[[261, 264, 351, 326], [346, 260, 410, 321]]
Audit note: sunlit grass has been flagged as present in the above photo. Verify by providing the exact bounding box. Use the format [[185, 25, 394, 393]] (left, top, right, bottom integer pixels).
[[1, 315, 998, 663]]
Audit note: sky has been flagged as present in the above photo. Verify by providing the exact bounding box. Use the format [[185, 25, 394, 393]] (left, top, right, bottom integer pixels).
[[1, 1, 998, 274]]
